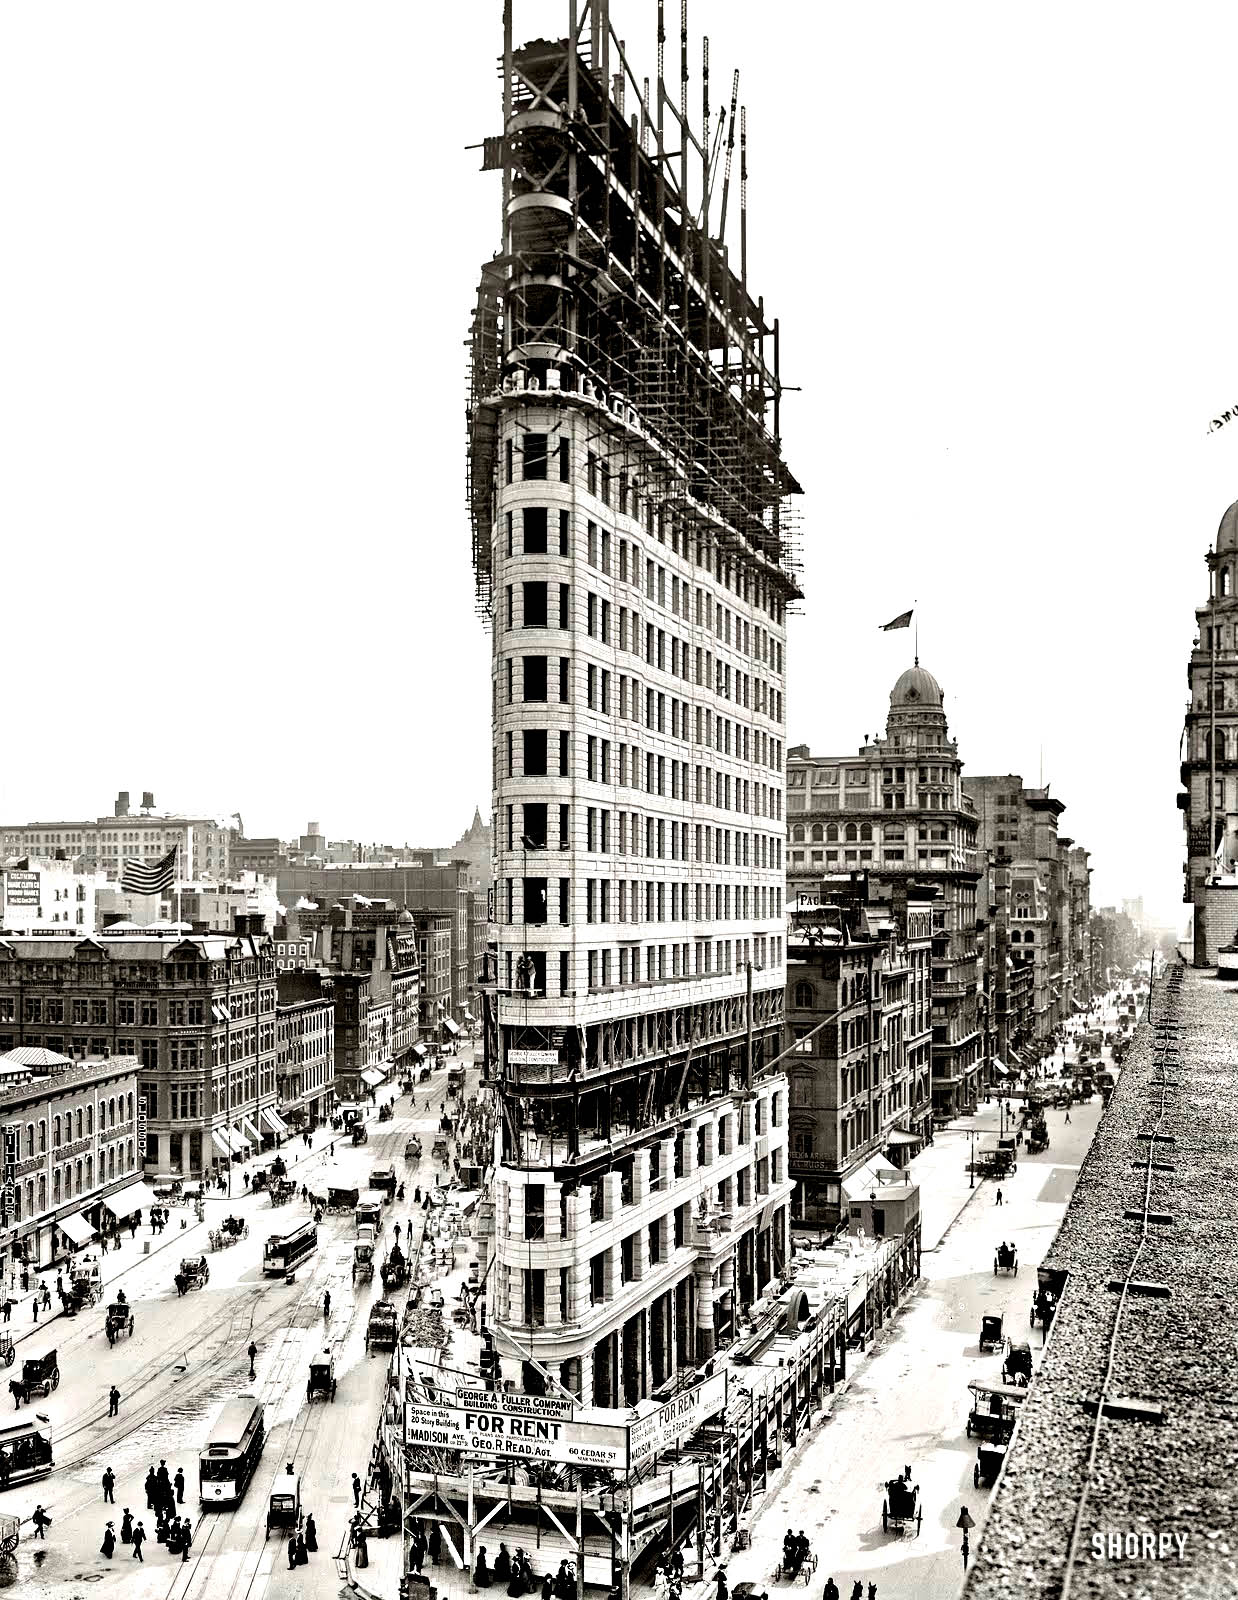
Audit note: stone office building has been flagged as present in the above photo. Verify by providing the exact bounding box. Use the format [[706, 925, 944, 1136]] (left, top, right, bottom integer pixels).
[[0, 920, 285, 1180]]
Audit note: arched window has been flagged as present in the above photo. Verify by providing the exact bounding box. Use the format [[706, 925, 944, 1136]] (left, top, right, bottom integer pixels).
[[37, 1176, 45, 1212], [38, 1120, 46, 1154], [24, 1182, 33, 1221], [811, 825, 824, 842], [826, 824, 838, 842], [75, 1109, 83, 1140], [794, 981, 815, 1009], [53, 1169, 61, 1203], [860, 823, 872, 842], [128, 1140, 135, 1169], [53, 1114, 61, 1148], [75, 1160, 82, 1196], [127, 1093, 134, 1121], [845, 824, 858, 843], [109, 1098, 116, 1127], [1222, 567, 1233, 598], [25, 1124, 33, 1158], [108, 1146, 115, 1179], [85, 1156, 93, 1189], [792, 825, 805, 842], [1218, 729, 1228, 763]]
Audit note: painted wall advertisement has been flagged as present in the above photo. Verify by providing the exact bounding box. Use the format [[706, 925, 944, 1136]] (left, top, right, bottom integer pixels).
[[4, 871, 40, 906]]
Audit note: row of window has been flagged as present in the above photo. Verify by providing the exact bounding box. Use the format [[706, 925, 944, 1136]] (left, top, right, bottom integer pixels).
[[504, 876, 780, 927], [503, 802, 783, 872], [503, 432, 787, 627], [503, 934, 782, 997], [8, 1141, 138, 1225], [8, 1093, 136, 1158]]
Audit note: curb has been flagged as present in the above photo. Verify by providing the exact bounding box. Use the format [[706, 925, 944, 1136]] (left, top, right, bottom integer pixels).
[[921, 1178, 988, 1254]]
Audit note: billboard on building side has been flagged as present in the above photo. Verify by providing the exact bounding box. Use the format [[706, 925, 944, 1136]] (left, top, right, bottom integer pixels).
[[4, 871, 40, 906], [627, 1371, 729, 1468], [404, 1390, 628, 1469]]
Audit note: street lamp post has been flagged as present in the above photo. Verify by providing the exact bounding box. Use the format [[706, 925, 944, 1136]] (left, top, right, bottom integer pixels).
[[968, 1128, 977, 1189]]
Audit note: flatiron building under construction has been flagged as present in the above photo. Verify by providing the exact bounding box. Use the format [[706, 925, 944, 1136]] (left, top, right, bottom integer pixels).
[[468, 2, 802, 1409]]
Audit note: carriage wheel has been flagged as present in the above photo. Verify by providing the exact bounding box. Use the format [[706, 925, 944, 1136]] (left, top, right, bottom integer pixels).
[[51, 1369, 59, 1390], [916, 1510, 922, 1534]]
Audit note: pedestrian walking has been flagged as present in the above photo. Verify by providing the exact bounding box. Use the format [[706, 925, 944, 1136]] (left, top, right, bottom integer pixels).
[[1065, 1109, 1071, 1124], [248, 1342, 258, 1379], [822, 1582, 839, 1600], [174, 1467, 185, 1504], [32, 1296, 38, 1323], [1, 1298, 10, 1324], [144, 1468, 157, 1509], [102, 1466, 116, 1502], [323, 1290, 331, 1321], [40, 1283, 50, 1309], [121, 1509, 133, 1544], [157, 1460, 171, 1502], [101, 1521, 117, 1559], [32, 1504, 50, 1538], [305, 1513, 318, 1553], [109, 1385, 121, 1417], [352, 1472, 362, 1507], [288, 1535, 298, 1571], [995, 1188, 1003, 1206], [130, 1216, 137, 1238], [130, 1519, 146, 1560], [296, 1532, 308, 1566]]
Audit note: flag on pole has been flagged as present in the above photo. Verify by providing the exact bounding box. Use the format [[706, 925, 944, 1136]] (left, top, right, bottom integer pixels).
[[880, 609, 914, 631], [121, 844, 178, 896]]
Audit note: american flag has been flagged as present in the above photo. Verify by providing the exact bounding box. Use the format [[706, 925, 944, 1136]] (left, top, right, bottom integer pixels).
[[121, 844, 179, 896]]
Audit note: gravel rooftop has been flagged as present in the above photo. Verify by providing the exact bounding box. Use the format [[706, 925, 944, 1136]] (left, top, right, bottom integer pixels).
[[964, 964, 1238, 1600]]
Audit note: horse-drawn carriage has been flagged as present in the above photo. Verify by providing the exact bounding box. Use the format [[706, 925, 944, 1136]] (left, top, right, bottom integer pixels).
[[351, 1122, 369, 1146], [1026, 1119, 1050, 1155], [269, 1178, 296, 1207], [979, 1314, 1005, 1354], [1030, 1287, 1057, 1332], [66, 1264, 103, 1312], [993, 1242, 1018, 1275], [381, 1244, 409, 1292], [209, 1215, 248, 1251], [432, 1136, 450, 1163], [370, 1166, 397, 1202], [0, 1336, 12, 1370], [326, 1185, 360, 1215], [1003, 1341, 1033, 1386], [8, 1351, 58, 1408], [881, 1471, 922, 1536], [175, 1256, 210, 1294], [353, 1241, 375, 1285], [105, 1302, 134, 1345], [966, 1382, 1022, 1443], [307, 1351, 337, 1403], [378, 1102, 394, 1123], [265, 1470, 301, 1539]]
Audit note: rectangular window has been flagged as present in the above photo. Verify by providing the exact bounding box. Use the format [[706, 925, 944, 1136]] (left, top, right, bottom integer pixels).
[[558, 438, 570, 482], [523, 506, 548, 553], [559, 509, 570, 555], [523, 582, 548, 627], [522, 433, 548, 480], [523, 656, 548, 701], [559, 584, 570, 628], [523, 729, 548, 776], [587, 521, 598, 566]]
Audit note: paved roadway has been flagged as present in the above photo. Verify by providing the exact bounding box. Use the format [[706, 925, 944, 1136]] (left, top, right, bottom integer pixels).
[[722, 988, 1134, 1600], [2, 1040, 479, 1600]]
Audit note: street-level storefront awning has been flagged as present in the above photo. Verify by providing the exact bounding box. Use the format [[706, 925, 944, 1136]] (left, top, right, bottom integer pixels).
[[1071, 999, 1087, 1013], [101, 1179, 158, 1219], [441, 1018, 460, 1036], [841, 1156, 902, 1201], [462, 1009, 474, 1023], [57, 1211, 95, 1246], [990, 1059, 1011, 1078], [885, 1129, 920, 1147], [220, 1129, 246, 1156], [360, 1068, 385, 1088], [411, 1044, 428, 1059], [211, 1130, 233, 1157], [260, 1107, 289, 1136], [239, 1117, 261, 1145]]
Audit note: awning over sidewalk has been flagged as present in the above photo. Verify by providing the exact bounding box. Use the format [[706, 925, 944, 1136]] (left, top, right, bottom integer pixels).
[[260, 1107, 289, 1136], [411, 1044, 428, 1059], [990, 1059, 1011, 1077], [885, 1129, 920, 1147], [56, 1211, 95, 1246], [441, 1018, 460, 1036], [211, 1130, 233, 1157], [360, 1068, 385, 1088], [100, 1179, 158, 1218], [239, 1117, 261, 1145]]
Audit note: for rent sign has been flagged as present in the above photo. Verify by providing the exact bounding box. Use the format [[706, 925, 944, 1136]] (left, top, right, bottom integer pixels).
[[628, 1371, 729, 1467], [405, 1392, 628, 1469]]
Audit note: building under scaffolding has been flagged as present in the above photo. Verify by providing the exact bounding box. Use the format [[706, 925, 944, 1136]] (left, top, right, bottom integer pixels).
[[447, 1, 811, 1592]]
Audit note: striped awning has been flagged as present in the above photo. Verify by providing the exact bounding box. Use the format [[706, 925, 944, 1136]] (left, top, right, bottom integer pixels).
[[441, 1018, 460, 1036], [239, 1117, 261, 1145], [211, 1130, 233, 1156], [360, 1068, 385, 1088], [57, 1211, 95, 1246], [260, 1107, 289, 1136]]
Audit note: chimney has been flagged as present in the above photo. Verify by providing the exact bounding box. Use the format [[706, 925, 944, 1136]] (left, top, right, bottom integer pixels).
[[115, 791, 130, 818]]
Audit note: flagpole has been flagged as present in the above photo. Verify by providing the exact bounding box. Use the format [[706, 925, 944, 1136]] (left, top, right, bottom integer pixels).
[[176, 840, 182, 929]]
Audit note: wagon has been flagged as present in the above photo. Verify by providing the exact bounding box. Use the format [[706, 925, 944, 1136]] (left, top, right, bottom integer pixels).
[[381, 1248, 409, 1292], [0, 1336, 13, 1370], [8, 1351, 58, 1408], [105, 1302, 134, 1345], [356, 1201, 383, 1234], [370, 1166, 397, 1201], [366, 1301, 399, 1355], [179, 1255, 210, 1290], [266, 1470, 300, 1538], [69, 1265, 104, 1309], [353, 1241, 375, 1285], [978, 1314, 1005, 1354], [1003, 1341, 1033, 1386], [269, 1178, 296, 1207], [993, 1242, 1018, 1275], [1026, 1124, 1049, 1155], [966, 1381, 1022, 1443], [378, 1103, 394, 1123], [307, 1351, 337, 1403], [1030, 1288, 1057, 1331], [432, 1137, 449, 1162], [974, 1439, 1007, 1489], [351, 1123, 369, 1146], [881, 1472, 922, 1536], [327, 1186, 360, 1214]]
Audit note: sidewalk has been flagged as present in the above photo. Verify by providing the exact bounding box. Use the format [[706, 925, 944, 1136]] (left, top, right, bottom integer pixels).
[[907, 1094, 1010, 1251]]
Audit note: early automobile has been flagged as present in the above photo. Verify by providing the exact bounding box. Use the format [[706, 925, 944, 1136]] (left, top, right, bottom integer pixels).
[[355, 1200, 383, 1234], [381, 1243, 409, 1292], [9, 1351, 59, 1408], [978, 1314, 1005, 1354], [993, 1242, 1018, 1275], [966, 1381, 1023, 1443], [366, 1301, 399, 1355], [974, 1439, 1007, 1489], [881, 1471, 922, 1536], [307, 1351, 337, 1403], [351, 1122, 369, 1146], [68, 1263, 104, 1310], [265, 1469, 301, 1538], [1003, 1341, 1034, 1386], [404, 1137, 422, 1162], [105, 1302, 134, 1345], [353, 1241, 375, 1285]]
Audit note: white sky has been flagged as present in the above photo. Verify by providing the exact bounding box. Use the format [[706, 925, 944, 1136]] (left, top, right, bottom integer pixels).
[[5, 2, 1238, 927]]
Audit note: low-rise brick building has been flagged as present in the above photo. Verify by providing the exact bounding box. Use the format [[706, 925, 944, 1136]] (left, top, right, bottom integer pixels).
[[275, 970, 335, 1129]]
